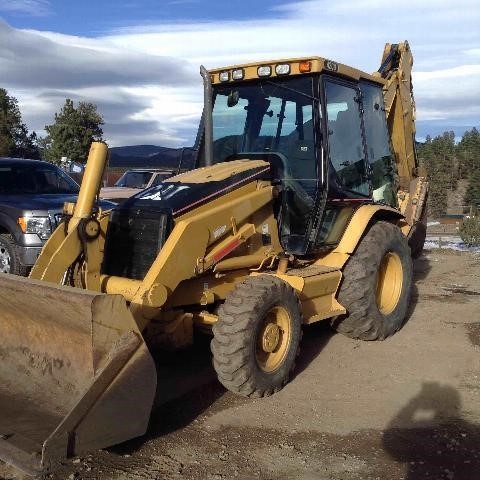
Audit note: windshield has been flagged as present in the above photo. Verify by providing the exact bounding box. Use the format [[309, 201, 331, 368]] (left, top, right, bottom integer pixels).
[[0, 163, 79, 195], [212, 77, 317, 177], [114, 171, 154, 188]]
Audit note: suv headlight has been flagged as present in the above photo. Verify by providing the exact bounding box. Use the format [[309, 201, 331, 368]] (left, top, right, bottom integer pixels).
[[18, 216, 52, 240]]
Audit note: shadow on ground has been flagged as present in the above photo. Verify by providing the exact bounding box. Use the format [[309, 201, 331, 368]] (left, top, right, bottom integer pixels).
[[405, 253, 432, 321], [110, 332, 225, 456], [294, 321, 335, 378], [383, 382, 480, 479], [112, 316, 336, 456]]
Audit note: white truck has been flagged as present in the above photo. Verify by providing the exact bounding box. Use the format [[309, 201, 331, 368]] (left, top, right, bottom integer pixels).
[[100, 168, 176, 202]]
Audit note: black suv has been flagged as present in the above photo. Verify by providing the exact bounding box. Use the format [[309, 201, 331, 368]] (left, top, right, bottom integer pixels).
[[0, 157, 114, 275]]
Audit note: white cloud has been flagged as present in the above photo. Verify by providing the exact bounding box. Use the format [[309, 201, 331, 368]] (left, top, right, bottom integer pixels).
[[0, 0, 50, 16], [1, 0, 479, 147], [414, 65, 480, 123], [121, 85, 203, 145], [464, 48, 480, 58], [415, 65, 480, 81]]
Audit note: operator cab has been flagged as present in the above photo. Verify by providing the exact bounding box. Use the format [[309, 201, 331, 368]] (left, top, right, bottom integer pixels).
[[196, 66, 395, 256]]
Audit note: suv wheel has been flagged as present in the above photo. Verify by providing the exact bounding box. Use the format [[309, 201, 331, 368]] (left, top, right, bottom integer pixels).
[[0, 233, 28, 276]]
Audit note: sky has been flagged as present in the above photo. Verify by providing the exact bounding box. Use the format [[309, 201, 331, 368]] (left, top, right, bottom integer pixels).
[[1, 0, 479, 148]]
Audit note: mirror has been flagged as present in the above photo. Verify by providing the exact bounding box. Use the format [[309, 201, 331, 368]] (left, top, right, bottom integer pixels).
[[227, 90, 240, 107]]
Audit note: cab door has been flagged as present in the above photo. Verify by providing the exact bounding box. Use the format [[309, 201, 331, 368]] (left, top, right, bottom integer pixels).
[[313, 78, 370, 250]]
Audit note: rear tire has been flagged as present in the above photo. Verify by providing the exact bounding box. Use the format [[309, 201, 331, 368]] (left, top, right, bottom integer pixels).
[[408, 221, 427, 258], [0, 233, 28, 276], [408, 193, 428, 258], [331, 221, 412, 340], [211, 275, 302, 398]]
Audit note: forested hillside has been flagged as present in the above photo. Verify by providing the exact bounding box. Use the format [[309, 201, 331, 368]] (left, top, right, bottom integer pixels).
[[417, 127, 480, 218]]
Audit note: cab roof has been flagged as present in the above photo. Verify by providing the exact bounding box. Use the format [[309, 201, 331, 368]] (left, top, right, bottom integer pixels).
[[208, 56, 384, 85]]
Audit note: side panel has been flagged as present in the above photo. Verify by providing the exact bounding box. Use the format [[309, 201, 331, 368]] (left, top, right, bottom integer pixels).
[[251, 266, 346, 324], [316, 204, 403, 269]]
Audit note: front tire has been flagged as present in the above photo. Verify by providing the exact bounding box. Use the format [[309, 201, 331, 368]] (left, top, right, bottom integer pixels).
[[331, 221, 412, 340], [211, 275, 302, 398], [0, 233, 28, 276]]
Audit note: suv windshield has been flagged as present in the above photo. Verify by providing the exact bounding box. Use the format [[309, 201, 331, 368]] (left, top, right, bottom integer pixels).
[[0, 163, 79, 195], [114, 171, 154, 188]]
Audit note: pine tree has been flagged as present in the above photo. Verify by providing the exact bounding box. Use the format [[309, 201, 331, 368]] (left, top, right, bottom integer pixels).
[[0, 88, 40, 158], [464, 169, 480, 208], [457, 128, 480, 208], [460, 216, 480, 246], [417, 130, 461, 218], [42, 99, 104, 164], [456, 127, 480, 180], [11, 125, 41, 159]]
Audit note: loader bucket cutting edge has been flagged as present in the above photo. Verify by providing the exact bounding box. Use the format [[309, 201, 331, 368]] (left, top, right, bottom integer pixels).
[[0, 273, 157, 476]]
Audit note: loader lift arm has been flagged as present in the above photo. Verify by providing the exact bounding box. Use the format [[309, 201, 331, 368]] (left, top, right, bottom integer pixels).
[[30, 141, 109, 289]]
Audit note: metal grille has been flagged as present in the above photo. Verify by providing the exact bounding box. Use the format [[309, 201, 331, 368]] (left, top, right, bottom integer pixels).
[[47, 211, 65, 234], [53, 213, 64, 228], [102, 208, 171, 280]]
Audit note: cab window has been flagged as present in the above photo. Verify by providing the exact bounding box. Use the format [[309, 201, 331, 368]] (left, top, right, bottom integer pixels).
[[360, 81, 396, 206], [324, 80, 369, 197]]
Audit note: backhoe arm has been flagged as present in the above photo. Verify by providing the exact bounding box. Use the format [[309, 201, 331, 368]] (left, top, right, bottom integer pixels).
[[377, 41, 428, 233], [379, 41, 419, 186]]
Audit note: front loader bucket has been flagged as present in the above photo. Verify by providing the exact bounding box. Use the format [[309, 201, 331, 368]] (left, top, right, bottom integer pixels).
[[0, 273, 157, 477]]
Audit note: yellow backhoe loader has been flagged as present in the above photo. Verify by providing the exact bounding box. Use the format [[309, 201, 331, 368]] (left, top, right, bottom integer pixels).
[[0, 41, 427, 476]]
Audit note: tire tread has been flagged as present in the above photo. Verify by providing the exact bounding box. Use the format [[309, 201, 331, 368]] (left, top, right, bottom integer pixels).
[[211, 275, 302, 398]]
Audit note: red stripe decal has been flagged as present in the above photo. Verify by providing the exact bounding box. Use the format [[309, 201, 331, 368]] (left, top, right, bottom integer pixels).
[[212, 238, 241, 263]]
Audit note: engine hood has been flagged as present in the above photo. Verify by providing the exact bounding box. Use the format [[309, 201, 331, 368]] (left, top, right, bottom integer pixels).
[[0, 193, 79, 211], [100, 186, 142, 202], [0, 193, 116, 212], [119, 160, 271, 217]]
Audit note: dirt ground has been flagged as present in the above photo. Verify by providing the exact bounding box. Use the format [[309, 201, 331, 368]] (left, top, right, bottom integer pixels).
[[1, 249, 480, 480]]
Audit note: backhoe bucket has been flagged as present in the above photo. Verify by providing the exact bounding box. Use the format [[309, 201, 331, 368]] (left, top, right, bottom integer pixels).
[[0, 273, 157, 477]]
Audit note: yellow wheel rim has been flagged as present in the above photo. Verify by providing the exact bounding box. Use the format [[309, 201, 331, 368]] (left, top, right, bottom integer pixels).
[[376, 251, 403, 315], [256, 306, 292, 373]]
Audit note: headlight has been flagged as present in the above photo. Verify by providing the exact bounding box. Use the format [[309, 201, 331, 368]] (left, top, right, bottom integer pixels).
[[232, 68, 244, 80], [18, 216, 52, 240], [219, 71, 230, 82], [257, 65, 272, 77], [275, 63, 291, 75]]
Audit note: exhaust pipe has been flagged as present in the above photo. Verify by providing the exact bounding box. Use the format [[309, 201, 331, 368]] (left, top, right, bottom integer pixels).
[[200, 65, 213, 166]]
